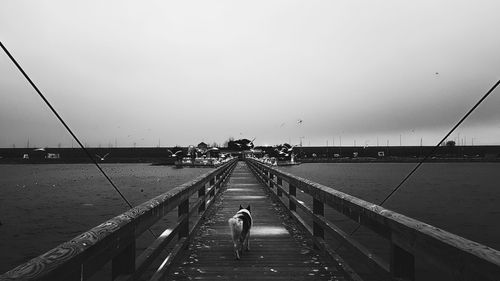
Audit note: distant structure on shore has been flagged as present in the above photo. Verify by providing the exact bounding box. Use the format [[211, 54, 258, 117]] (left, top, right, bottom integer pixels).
[[1, 144, 500, 164]]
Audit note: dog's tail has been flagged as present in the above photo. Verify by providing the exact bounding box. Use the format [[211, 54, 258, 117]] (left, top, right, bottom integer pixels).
[[228, 217, 242, 242]]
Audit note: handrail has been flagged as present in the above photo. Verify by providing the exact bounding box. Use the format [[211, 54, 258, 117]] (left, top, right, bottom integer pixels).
[[0, 159, 237, 281], [246, 158, 500, 281]]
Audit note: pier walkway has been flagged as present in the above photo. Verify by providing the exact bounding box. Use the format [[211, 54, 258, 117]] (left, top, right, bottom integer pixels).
[[1, 159, 499, 281], [164, 161, 350, 280]]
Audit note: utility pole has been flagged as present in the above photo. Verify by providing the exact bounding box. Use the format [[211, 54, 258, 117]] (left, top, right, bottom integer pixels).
[[339, 136, 342, 156]]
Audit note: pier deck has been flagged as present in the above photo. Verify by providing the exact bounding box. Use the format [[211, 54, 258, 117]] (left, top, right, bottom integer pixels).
[[165, 162, 351, 280], [3, 159, 499, 281]]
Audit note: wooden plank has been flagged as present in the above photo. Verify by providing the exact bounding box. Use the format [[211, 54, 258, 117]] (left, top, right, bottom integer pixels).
[[247, 158, 500, 281], [119, 221, 182, 281], [249, 162, 383, 281], [165, 161, 354, 281], [0, 160, 237, 281], [149, 238, 188, 281], [112, 239, 135, 280]]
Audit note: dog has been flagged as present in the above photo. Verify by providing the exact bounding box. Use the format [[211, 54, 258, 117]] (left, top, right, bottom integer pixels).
[[228, 205, 252, 260]]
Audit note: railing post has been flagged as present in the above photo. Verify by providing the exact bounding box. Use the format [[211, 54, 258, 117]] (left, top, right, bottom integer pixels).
[[178, 198, 189, 240], [216, 173, 221, 190], [198, 183, 206, 213], [390, 243, 415, 281], [289, 184, 296, 211], [111, 239, 136, 280], [210, 177, 216, 194], [269, 172, 274, 188], [277, 178, 282, 197], [313, 198, 324, 249]]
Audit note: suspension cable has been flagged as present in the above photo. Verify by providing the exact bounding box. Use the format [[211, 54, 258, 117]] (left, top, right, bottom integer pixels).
[[346, 79, 500, 238], [1, 41, 156, 237]]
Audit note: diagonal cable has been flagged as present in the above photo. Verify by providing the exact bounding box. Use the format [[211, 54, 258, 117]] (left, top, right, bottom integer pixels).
[[343, 79, 500, 243], [1, 41, 156, 237]]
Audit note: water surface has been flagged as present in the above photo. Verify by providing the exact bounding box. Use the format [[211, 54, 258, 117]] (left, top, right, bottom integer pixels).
[[0, 164, 208, 273], [279, 162, 500, 250]]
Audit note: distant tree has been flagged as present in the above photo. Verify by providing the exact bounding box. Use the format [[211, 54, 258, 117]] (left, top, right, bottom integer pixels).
[[223, 137, 235, 148], [446, 140, 456, 147]]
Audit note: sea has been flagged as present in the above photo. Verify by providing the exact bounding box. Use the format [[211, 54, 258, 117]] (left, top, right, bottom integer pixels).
[[0, 164, 208, 274], [0, 162, 499, 277]]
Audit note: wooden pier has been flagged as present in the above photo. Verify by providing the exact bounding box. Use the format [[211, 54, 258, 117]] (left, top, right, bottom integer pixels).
[[1, 159, 499, 281], [164, 161, 351, 280]]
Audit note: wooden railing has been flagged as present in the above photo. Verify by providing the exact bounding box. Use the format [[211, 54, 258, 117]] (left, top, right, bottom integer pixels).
[[0, 159, 237, 281], [246, 158, 500, 281]]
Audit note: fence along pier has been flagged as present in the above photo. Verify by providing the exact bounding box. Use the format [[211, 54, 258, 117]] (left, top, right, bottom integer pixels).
[[1, 159, 499, 281]]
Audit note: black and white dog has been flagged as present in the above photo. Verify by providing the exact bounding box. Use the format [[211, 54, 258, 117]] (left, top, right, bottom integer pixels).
[[228, 205, 252, 260]]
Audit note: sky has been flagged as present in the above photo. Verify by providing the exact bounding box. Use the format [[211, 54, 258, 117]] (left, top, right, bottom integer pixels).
[[1, 0, 500, 148]]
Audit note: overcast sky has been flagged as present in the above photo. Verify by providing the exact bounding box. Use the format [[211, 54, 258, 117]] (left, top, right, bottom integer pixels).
[[1, 0, 500, 148]]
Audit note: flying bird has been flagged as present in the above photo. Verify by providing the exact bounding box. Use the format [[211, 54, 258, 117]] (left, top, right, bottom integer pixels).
[[246, 137, 256, 148], [297, 119, 303, 124], [282, 143, 295, 152], [96, 153, 110, 161], [167, 150, 183, 157]]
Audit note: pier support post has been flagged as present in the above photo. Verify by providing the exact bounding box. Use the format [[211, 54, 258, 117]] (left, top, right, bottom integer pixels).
[[198, 184, 206, 213], [111, 239, 136, 280], [390, 243, 415, 281], [289, 184, 296, 211], [313, 198, 324, 249], [277, 178, 282, 197], [210, 177, 215, 188], [178, 199, 189, 240]]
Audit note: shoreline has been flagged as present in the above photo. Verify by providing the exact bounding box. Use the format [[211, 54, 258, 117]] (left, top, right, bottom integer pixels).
[[298, 157, 500, 163], [1, 157, 500, 164]]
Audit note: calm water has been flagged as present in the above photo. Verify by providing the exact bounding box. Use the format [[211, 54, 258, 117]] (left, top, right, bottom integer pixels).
[[0, 164, 208, 273], [1, 163, 499, 277], [279, 162, 500, 250]]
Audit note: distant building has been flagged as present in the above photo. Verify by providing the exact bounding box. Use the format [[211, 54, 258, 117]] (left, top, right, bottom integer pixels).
[[197, 142, 208, 151], [46, 153, 60, 159]]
